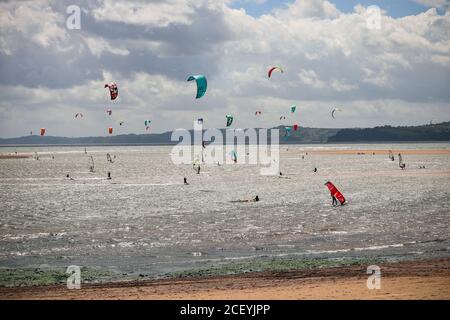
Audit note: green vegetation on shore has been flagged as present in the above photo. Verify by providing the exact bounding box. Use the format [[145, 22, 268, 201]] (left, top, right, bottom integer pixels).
[[168, 257, 383, 279], [0, 257, 384, 287], [0, 267, 117, 287]]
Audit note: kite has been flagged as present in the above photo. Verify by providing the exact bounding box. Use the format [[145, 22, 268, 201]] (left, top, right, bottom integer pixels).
[[331, 108, 342, 119], [268, 66, 284, 78], [325, 181, 346, 205], [104, 82, 118, 100], [187, 75, 207, 99], [284, 126, 292, 137], [226, 115, 234, 127]]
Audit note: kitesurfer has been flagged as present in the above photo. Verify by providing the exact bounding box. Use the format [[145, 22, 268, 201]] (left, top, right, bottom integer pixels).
[[184, 177, 189, 185], [107, 171, 112, 180], [232, 195, 259, 203], [325, 181, 346, 207], [313, 168, 317, 173], [332, 196, 338, 206]]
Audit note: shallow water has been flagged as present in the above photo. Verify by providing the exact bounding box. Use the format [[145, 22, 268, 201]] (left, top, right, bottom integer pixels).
[[0, 143, 449, 276]]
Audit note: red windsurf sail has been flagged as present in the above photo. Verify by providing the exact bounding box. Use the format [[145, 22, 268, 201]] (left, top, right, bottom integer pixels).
[[325, 181, 346, 205]]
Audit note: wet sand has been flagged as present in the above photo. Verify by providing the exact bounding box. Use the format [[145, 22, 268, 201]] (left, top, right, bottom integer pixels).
[[1, 258, 448, 300], [0, 154, 32, 159]]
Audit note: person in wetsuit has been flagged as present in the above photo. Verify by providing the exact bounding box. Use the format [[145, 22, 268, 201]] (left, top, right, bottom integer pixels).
[[332, 195, 338, 206]]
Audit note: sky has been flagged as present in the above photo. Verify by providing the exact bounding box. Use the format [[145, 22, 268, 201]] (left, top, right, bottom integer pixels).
[[0, 0, 449, 138]]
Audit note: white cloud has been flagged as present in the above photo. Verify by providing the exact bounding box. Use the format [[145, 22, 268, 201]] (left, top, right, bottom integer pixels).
[[92, 0, 196, 27], [0, 0, 68, 52], [84, 37, 130, 57], [298, 69, 325, 89], [0, 0, 449, 137]]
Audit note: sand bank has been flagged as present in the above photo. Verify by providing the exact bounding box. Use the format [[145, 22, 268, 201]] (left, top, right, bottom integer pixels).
[[304, 149, 450, 155]]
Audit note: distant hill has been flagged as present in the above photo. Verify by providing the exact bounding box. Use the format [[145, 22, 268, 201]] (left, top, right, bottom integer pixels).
[[0, 127, 339, 145], [0, 123, 449, 145], [328, 122, 450, 142]]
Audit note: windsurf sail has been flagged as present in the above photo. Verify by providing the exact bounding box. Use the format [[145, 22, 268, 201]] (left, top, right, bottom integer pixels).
[[325, 181, 346, 205], [89, 155, 95, 172], [106, 153, 114, 163], [388, 150, 394, 161], [231, 150, 237, 163], [398, 153, 405, 169], [193, 159, 201, 173]]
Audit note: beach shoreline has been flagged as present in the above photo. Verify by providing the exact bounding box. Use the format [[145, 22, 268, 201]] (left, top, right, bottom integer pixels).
[[1, 258, 448, 300]]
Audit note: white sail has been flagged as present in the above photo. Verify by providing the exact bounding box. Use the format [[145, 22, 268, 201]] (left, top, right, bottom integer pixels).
[[106, 153, 114, 163], [398, 153, 405, 169], [89, 155, 95, 172]]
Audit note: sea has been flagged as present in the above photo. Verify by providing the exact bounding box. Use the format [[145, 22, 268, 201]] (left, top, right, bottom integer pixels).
[[0, 143, 449, 277]]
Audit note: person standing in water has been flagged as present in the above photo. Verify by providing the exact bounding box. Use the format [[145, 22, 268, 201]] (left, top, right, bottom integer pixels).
[[332, 195, 338, 206], [184, 177, 189, 185], [107, 171, 112, 180]]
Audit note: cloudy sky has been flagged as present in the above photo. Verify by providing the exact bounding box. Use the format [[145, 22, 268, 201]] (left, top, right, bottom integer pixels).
[[0, 0, 449, 138]]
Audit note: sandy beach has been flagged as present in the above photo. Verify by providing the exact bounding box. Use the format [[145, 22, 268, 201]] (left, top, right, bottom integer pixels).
[[1, 258, 448, 300]]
